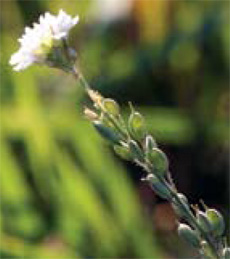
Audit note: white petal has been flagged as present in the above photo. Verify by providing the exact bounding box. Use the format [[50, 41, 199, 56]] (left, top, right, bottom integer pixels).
[[10, 10, 80, 71]]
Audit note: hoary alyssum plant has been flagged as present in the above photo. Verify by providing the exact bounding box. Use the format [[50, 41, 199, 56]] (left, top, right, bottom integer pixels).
[[10, 10, 229, 259]]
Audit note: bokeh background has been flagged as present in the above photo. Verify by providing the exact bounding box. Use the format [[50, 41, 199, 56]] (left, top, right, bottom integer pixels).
[[0, 0, 229, 258]]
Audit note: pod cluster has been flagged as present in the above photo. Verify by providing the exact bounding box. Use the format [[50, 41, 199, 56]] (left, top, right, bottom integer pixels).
[[84, 90, 229, 259]]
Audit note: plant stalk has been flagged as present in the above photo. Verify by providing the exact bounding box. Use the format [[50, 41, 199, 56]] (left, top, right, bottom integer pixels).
[[71, 67, 221, 259]]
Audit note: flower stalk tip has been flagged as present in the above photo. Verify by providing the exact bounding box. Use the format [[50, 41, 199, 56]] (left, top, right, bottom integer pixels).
[[10, 10, 79, 71]]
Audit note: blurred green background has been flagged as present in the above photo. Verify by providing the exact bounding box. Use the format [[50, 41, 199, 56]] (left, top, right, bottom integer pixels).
[[0, 0, 229, 258]]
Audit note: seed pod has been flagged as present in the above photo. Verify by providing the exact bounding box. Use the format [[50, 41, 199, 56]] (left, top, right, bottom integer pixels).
[[178, 223, 200, 248], [128, 140, 144, 162], [206, 209, 225, 237], [172, 193, 190, 218], [197, 211, 213, 233], [146, 174, 172, 200], [103, 98, 120, 117], [146, 148, 168, 177], [145, 135, 157, 151], [114, 144, 132, 161], [128, 111, 146, 140], [93, 121, 121, 144], [223, 247, 230, 259]]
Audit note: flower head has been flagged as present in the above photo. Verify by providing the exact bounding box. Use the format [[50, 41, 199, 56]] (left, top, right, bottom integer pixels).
[[9, 10, 79, 71]]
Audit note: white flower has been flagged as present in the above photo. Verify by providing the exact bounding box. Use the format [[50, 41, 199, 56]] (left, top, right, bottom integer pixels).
[[10, 10, 79, 71]]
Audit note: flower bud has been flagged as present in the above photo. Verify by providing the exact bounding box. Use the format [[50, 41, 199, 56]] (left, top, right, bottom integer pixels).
[[223, 247, 230, 259], [172, 193, 190, 218], [177, 193, 188, 204], [144, 135, 157, 151], [87, 89, 103, 106], [197, 211, 213, 233], [146, 148, 168, 177], [128, 112, 146, 140], [178, 223, 200, 248], [206, 209, 225, 237], [93, 121, 121, 144], [114, 144, 132, 161], [102, 98, 120, 117], [128, 140, 144, 162], [146, 174, 172, 200], [84, 107, 98, 121]]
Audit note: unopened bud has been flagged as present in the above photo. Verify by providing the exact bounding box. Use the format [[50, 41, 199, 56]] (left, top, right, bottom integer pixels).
[[87, 89, 103, 106], [147, 148, 168, 177], [128, 140, 144, 162], [197, 211, 213, 233], [178, 223, 200, 248], [128, 111, 146, 140], [223, 247, 230, 259], [84, 107, 98, 121], [103, 98, 120, 117], [206, 209, 225, 237], [114, 144, 132, 161], [178, 193, 188, 204], [172, 193, 190, 218], [93, 121, 121, 144], [146, 174, 172, 200], [145, 135, 157, 151]]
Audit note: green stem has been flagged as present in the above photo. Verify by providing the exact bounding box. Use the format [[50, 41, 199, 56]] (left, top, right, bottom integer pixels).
[[72, 66, 90, 90]]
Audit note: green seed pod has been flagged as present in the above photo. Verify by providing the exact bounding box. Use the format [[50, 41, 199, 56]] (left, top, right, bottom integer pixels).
[[128, 111, 146, 140], [206, 209, 225, 237], [178, 223, 200, 248], [223, 247, 230, 259], [197, 211, 213, 233], [103, 98, 120, 117], [146, 174, 172, 200], [145, 135, 157, 151], [93, 121, 121, 144], [128, 140, 144, 162], [172, 193, 190, 219], [114, 144, 132, 161], [147, 148, 168, 177]]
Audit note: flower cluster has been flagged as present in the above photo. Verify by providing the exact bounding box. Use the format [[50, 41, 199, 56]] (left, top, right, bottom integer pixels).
[[84, 90, 229, 259], [9, 10, 79, 71]]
